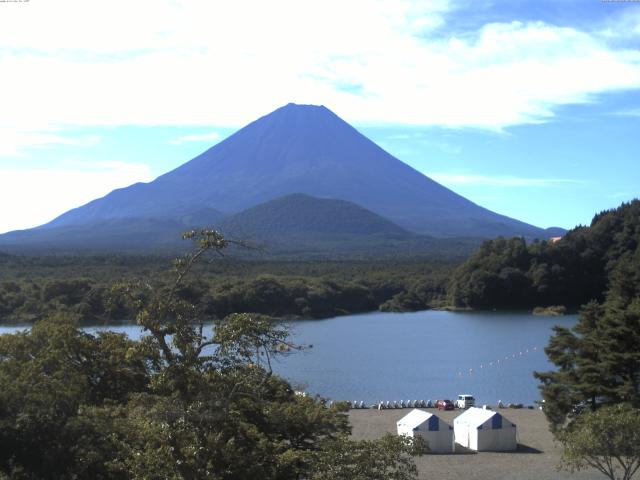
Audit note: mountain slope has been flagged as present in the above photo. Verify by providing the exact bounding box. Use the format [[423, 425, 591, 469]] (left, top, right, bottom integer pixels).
[[0, 194, 484, 258], [0, 208, 224, 253], [40, 103, 549, 239]]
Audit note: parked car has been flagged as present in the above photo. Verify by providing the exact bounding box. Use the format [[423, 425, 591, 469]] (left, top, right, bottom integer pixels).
[[435, 399, 454, 410], [455, 394, 475, 409]]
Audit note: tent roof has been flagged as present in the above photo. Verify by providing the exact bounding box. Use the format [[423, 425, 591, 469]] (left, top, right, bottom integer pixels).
[[454, 407, 500, 427], [397, 409, 433, 429]]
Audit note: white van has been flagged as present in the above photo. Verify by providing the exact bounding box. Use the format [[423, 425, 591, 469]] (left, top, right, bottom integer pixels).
[[456, 394, 475, 409]]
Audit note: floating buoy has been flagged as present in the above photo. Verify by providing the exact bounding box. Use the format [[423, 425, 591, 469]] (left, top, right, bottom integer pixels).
[[454, 345, 543, 378]]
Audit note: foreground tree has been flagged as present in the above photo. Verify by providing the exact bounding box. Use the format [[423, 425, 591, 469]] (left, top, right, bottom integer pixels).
[[536, 243, 640, 479], [535, 249, 640, 430], [558, 404, 640, 480], [0, 313, 150, 479], [0, 229, 423, 479], [106, 230, 352, 478], [309, 434, 425, 480]]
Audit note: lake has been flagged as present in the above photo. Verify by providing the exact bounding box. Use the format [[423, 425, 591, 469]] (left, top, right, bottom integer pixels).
[[0, 310, 576, 405]]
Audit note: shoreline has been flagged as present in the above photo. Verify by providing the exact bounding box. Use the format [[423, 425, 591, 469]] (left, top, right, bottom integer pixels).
[[0, 304, 580, 326]]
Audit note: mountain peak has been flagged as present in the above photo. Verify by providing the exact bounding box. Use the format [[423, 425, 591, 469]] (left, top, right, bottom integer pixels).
[[16, 103, 548, 242], [262, 102, 337, 126], [282, 102, 327, 110]]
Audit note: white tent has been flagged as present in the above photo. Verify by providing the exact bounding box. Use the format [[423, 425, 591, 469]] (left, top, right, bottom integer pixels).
[[453, 407, 517, 451], [396, 409, 454, 453]]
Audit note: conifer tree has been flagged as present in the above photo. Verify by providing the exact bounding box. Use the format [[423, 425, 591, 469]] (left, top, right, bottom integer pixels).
[[536, 245, 640, 430]]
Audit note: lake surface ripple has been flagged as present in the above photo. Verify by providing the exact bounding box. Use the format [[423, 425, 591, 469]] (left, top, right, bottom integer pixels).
[[0, 310, 576, 405]]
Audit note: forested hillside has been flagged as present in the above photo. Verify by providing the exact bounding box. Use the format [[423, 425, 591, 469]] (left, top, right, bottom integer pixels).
[[448, 200, 640, 309], [217, 193, 411, 237]]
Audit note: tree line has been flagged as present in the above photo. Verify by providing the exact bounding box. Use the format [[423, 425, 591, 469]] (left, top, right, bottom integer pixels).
[[449, 200, 640, 310], [0, 255, 453, 324], [3, 201, 639, 325]]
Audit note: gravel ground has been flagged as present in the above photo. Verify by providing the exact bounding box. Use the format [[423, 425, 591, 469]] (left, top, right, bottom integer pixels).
[[348, 408, 604, 480]]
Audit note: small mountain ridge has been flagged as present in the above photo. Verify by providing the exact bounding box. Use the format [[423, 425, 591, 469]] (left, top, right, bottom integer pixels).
[[544, 227, 567, 237], [217, 193, 411, 239]]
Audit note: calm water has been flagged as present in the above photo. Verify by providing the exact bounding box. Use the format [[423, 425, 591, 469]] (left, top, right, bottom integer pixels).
[[0, 310, 576, 405]]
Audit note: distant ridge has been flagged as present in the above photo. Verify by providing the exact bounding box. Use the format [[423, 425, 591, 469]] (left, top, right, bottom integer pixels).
[[0, 103, 559, 253], [217, 193, 411, 239], [544, 227, 567, 238], [212, 194, 479, 258]]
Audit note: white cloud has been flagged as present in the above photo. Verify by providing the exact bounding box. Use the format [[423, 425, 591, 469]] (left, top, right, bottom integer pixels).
[[382, 132, 463, 154], [168, 131, 220, 145], [1, 1, 638, 134], [0, 128, 101, 156], [0, 161, 153, 233], [426, 172, 585, 187], [614, 108, 640, 116], [599, 6, 640, 39]]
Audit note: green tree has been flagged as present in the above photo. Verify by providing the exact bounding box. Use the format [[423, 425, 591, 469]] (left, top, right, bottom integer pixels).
[[308, 434, 424, 480], [101, 230, 348, 478], [558, 404, 640, 480], [449, 200, 640, 310], [535, 257, 640, 431], [535, 214, 640, 436], [0, 313, 150, 479], [0, 229, 423, 479]]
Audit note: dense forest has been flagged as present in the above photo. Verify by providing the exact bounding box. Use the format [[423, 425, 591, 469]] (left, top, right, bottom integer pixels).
[[0, 254, 454, 324], [2, 200, 638, 324], [448, 200, 640, 310]]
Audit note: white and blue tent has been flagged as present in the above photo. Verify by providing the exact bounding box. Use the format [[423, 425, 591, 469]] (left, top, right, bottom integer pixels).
[[396, 409, 454, 453], [453, 407, 517, 451]]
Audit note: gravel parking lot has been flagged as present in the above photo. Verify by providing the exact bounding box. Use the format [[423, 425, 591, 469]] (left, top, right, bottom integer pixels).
[[348, 408, 604, 480]]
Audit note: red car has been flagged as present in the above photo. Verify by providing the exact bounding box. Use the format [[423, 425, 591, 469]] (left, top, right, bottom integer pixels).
[[435, 399, 454, 410]]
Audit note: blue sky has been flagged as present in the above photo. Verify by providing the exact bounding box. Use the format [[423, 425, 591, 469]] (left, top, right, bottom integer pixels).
[[0, 0, 639, 233]]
